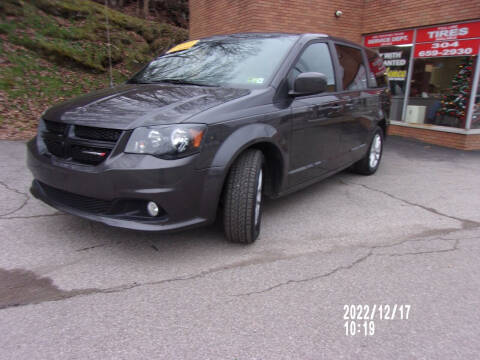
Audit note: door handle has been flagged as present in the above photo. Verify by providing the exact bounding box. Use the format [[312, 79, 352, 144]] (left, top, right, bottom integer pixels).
[[327, 104, 344, 118], [329, 105, 343, 110]]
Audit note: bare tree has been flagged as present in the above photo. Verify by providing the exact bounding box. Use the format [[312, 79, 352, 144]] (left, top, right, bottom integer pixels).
[[143, 0, 149, 18], [95, 0, 189, 26]]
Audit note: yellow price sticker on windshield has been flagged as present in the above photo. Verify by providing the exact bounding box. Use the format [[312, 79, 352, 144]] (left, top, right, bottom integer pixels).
[[167, 40, 199, 54]]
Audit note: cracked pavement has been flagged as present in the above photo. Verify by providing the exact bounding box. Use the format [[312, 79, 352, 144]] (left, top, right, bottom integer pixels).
[[0, 137, 479, 359]]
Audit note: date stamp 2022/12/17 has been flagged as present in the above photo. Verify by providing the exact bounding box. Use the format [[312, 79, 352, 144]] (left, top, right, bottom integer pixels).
[[343, 304, 411, 336]]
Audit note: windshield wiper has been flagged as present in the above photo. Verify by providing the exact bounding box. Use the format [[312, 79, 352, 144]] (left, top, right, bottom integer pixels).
[[155, 79, 215, 87], [127, 79, 153, 84]]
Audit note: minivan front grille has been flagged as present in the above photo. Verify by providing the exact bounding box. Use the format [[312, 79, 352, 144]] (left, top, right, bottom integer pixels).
[[71, 145, 112, 165], [44, 120, 67, 135], [44, 138, 65, 158], [41, 120, 122, 165], [74, 125, 122, 142], [40, 182, 113, 214]]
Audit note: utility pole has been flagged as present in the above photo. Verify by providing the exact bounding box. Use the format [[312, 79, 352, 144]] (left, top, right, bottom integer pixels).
[[104, 0, 114, 88]]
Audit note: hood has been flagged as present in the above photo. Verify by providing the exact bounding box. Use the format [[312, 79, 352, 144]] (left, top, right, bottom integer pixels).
[[43, 84, 251, 130]]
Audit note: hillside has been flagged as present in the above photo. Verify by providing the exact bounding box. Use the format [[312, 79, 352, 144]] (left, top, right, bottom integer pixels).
[[0, 0, 188, 139]]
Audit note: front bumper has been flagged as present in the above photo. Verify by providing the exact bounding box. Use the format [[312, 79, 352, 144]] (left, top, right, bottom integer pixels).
[[27, 139, 223, 232]]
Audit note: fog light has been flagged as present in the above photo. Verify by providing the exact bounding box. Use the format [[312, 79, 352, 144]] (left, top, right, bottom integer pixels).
[[147, 201, 159, 217]]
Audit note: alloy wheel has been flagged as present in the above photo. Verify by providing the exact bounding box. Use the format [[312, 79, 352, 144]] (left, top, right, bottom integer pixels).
[[369, 133, 382, 169], [254, 169, 263, 226]]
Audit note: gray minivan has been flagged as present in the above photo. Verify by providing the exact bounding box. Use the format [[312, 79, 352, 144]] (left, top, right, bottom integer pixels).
[[27, 33, 389, 243]]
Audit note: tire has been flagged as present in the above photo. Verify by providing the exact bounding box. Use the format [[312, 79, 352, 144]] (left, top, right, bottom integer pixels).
[[223, 149, 264, 244], [352, 127, 384, 175]]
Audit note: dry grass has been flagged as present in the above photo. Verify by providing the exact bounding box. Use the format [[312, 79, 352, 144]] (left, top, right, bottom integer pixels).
[[0, 0, 188, 140]]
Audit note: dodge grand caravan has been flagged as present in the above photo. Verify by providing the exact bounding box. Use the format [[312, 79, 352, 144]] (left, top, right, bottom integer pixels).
[[27, 33, 389, 244]]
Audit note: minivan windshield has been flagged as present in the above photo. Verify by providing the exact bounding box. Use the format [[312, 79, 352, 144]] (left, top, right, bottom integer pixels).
[[128, 34, 299, 88]]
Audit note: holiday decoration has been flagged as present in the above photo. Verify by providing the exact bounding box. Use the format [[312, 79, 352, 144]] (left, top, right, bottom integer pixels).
[[437, 57, 473, 127]]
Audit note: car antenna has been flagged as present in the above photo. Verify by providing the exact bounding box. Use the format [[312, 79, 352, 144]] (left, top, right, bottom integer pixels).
[[104, 0, 114, 88]]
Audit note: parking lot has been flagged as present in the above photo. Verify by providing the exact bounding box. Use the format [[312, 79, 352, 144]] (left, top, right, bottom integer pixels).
[[1, 136, 479, 359]]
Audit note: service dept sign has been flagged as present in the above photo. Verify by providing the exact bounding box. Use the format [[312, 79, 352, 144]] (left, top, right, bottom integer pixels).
[[364, 30, 414, 47]]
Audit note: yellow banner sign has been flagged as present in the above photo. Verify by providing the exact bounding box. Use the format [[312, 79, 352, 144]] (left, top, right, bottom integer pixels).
[[386, 69, 406, 81], [167, 40, 199, 54]]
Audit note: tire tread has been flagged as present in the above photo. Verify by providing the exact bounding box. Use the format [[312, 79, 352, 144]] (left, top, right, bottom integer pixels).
[[223, 149, 263, 243]]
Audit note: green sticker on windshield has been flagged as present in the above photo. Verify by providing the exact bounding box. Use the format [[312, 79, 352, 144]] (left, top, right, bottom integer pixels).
[[247, 77, 265, 84]]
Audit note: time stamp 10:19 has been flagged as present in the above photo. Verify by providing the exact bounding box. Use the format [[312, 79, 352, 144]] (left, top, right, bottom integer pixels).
[[343, 304, 411, 336]]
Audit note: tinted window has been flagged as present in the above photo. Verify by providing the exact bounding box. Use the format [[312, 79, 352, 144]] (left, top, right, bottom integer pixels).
[[335, 44, 367, 90], [288, 42, 336, 92], [366, 48, 387, 88]]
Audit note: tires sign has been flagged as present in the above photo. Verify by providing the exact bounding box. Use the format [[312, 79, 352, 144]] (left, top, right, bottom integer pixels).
[[414, 39, 480, 58], [416, 21, 480, 43], [414, 20, 480, 58]]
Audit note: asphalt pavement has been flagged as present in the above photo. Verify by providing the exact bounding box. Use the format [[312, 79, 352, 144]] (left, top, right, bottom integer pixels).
[[0, 136, 479, 359]]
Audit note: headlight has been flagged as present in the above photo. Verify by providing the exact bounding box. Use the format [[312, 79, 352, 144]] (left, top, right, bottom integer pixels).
[[125, 124, 206, 158], [36, 118, 47, 154]]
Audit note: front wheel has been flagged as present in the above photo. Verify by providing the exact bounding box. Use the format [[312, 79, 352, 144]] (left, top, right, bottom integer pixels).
[[223, 149, 264, 244], [352, 127, 384, 175]]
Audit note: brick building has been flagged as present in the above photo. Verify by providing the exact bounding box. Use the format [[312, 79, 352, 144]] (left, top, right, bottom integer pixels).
[[189, 0, 480, 150]]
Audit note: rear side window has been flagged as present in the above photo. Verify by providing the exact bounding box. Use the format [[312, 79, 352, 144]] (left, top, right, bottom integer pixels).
[[366, 48, 387, 88], [335, 44, 367, 90], [288, 42, 336, 92]]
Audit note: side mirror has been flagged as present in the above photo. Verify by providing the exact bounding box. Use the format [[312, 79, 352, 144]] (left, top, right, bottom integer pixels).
[[289, 72, 328, 96]]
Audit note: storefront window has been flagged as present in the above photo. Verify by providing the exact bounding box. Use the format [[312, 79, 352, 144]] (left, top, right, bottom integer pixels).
[[363, 30, 414, 121], [379, 45, 411, 120], [364, 21, 480, 129], [406, 56, 473, 128], [471, 60, 480, 129]]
